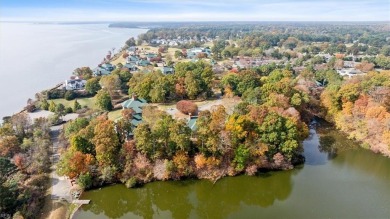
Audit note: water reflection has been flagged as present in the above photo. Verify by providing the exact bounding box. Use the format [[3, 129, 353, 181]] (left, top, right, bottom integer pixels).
[[77, 169, 296, 219]]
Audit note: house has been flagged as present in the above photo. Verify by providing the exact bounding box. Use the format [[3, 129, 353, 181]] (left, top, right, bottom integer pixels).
[[160, 66, 175, 75], [130, 114, 143, 127], [318, 53, 333, 62], [187, 47, 212, 59], [145, 53, 158, 61], [137, 59, 150, 67], [127, 55, 140, 65], [121, 94, 148, 129], [127, 46, 137, 55], [344, 61, 356, 68], [337, 68, 363, 77], [65, 77, 86, 90], [123, 63, 138, 72], [187, 116, 198, 131], [93, 63, 115, 76], [101, 63, 115, 71], [121, 94, 148, 114], [93, 66, 110, 76]]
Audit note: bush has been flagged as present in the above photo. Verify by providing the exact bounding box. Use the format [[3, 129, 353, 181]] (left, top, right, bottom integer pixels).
[[47, 89, 65, 99], [176, 100, 198, 115], [64, 90, 76, 100], [48, 114, 62, 126], [125, 177, 137, 188], [40, 99, 49, 110], [77, 173, 93, 189], [65, 107, 73, 114]]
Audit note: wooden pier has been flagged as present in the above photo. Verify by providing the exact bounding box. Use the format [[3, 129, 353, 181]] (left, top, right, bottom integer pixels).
[[72, 200, 90, 204]]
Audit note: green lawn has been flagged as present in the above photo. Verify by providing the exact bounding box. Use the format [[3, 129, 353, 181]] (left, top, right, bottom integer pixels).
[[51, 96, 98, 110], [108, 109, 122, 121]]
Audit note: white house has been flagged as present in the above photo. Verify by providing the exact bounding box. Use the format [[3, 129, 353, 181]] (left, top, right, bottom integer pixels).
[[337, 68, 363, 78], [65, 77, 86, 90]]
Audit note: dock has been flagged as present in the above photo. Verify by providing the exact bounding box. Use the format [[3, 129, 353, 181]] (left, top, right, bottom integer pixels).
[[72, 200, 90, 204]]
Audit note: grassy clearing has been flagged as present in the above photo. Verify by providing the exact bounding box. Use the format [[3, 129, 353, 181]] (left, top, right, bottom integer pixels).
[[108, 109, 123, 121], [52, 97, 98, 110]]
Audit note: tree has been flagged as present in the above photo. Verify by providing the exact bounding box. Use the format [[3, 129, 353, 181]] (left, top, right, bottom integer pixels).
[[0, 157, 18, 214], [92, 117, 120, 168], [380, 46, 390, 56], [375, 55, 390, 69], [10, 113, 31, 138], [73, 67, 93, 79], [100, 74, 121, 96], [258, 112, 301, 160], [185, 72, 201, 99], [355, 61, 374, 72], [283, 37, 299, 50], [64, 90, 76, 100], [64, 118, 89, 137], [174, 50, 183, 59], [40, 99, 49, 110], [233, 144, 250, 171], [77, 173, 93, 189], [71, 135, 95, 155], [134, 123, 154, 158], [149, 76, 171, 103], [85, 78, 101, 95], [95, 89, 113, 111], [49, 101, 56, 112], [176, 100, 198, 115], [125, 37, 136, 47], [0, 136, 20, 158], [55, 103, 66, 117], [73, 100, 82, 112], [57, 150, 94, 179]]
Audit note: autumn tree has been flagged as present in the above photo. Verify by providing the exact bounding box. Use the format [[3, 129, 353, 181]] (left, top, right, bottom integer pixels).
[[100, 74, 121, 96], [355, 61, 374, 72], [73, 67, 93, 79], [92, 116, 120, 169], [57, 150, 94, 179], [0, 136, 20, 157], [176, 100, 198, 115]]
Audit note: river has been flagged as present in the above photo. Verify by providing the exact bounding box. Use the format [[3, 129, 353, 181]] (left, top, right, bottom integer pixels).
[[0, 22, 147, 119], [74, 121, 390, 219]]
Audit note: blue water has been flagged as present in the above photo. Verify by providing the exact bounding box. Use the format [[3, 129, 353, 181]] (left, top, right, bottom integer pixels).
[[0, 22, 147, 118]]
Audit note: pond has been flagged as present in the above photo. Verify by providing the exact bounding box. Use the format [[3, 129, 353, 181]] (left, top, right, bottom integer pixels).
[[74, 121, 390, 219]]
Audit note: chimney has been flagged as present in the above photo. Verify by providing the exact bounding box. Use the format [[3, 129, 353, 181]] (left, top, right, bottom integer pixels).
[[132, 93, 138, 100]]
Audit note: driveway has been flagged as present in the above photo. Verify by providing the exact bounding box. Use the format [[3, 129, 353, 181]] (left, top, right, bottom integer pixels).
[[50, 124, 72, 201]]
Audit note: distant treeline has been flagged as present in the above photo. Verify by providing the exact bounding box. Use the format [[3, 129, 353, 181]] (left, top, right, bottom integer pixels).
[[110, 22, 390, 47]]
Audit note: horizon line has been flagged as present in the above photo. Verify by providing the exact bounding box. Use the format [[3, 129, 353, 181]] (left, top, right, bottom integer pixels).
[[1, 20, 390, 23]]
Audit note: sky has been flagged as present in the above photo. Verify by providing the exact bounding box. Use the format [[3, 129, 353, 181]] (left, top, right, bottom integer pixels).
[[0, 0, 389, 22]]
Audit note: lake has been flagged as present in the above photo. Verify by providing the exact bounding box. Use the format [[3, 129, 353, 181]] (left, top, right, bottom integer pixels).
[[0, 22, 147, 119], [74, 121, 390, 219]]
